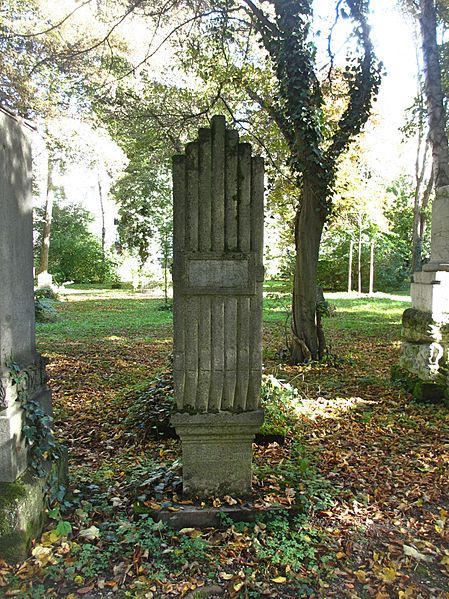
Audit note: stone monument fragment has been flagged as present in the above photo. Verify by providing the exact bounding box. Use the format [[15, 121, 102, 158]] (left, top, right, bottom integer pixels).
[[0, 106, 54, 561], [171, 115, 265, 496]]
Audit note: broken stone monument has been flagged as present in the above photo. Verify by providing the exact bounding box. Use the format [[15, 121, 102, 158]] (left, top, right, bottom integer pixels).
[[0, 106, 55, 561], [398, 186, 449, 401], [171, 115, 265, 496]]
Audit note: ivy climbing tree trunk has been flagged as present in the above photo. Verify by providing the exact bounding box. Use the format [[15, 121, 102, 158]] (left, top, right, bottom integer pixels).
[[243, 0, 381, 363], [291, 179, 327, 362]]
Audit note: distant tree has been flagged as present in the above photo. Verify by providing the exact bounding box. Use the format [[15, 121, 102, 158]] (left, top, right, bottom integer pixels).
[[34, 201, 116, 284]]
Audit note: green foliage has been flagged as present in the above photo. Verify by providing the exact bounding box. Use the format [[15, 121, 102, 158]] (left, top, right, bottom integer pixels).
[[34, 201, 117, 284], [255, 512, 320, 573], [8, 362, 61, 479], [35, 287, 60, 301], [35, 296, 59, 323], [124, 370, 174, 440], [260, 375, 302, 436]]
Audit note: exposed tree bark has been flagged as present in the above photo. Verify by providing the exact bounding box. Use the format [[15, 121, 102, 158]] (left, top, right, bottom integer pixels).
[[369, 240, 374, 295], [412, 133, 431, 272], [358, 216, 363, 294], [419, 0, 449, 188], [97, 169, 106, 280], [291, 178, 327, 363], [348, 239, 354, 292], [38, 158, 55, 276]]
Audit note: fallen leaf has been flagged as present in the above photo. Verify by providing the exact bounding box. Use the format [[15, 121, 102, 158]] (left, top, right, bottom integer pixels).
[[403, 545, 432, 562], [78, 526, 100, 541]]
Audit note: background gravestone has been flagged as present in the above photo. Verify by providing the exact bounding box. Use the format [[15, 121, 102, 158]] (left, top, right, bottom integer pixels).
[[171, 115, 264, 496], [398, 185, 449, 401], [0, 106, 54, 561]]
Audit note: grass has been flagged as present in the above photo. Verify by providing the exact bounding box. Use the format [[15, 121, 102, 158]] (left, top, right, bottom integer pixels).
[[37, 297, 173, 343]]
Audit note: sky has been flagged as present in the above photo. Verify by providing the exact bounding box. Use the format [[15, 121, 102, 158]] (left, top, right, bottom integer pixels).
[[368, 0, 418, 180], [314, 0, 418, 181]]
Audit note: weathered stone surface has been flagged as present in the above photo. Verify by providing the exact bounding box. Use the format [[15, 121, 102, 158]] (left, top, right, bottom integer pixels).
[[399, 341, 447, 382], [144, 503, 301, 530], [402, 308, 449, 344], [0, 107, 59, 558], [171, 116, 265, 497], [172, 411, 264, 497], [392, 365, 448, 403], [0, 471, 46, 563], [411, 270, 449, 318], [399, 184, 449, 399], [0, 448, 67, 564], [172, 116, 264, 414]]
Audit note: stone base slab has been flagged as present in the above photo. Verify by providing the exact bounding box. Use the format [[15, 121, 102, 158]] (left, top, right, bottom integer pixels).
[[140, 503, 301, 530], [171, 411, 264, 497]]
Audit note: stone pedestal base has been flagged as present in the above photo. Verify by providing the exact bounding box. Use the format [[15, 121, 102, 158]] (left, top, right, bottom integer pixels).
[[399, 270, 449, 401], [171, 411, 264, 497]]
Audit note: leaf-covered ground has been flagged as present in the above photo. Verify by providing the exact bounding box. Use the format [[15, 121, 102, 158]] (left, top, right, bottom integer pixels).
[[2, 287, 449, 598]]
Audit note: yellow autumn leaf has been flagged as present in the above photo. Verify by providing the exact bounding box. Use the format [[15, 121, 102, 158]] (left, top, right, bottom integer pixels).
[[233, 581, 244, 591], [379, 566, 397, 583], [435, 522, 444, 533], [32, 545, 56, 567], [271, 576, 287, 584], [219, 572, 234, 580], [355, 570, 368, 583]]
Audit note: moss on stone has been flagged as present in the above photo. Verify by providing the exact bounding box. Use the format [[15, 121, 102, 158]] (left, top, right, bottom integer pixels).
[[0, 481, 27, 510], [392, 364, 449, 404], [412, 380, 447, 403], [402, 308, 434, 329]]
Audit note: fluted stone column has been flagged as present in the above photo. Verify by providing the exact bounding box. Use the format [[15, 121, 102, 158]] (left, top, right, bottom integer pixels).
[[399, 186, 449, 400], [171, 116, 264, 496]]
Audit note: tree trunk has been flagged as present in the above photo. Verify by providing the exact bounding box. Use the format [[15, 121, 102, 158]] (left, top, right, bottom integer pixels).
[[419, 0, 449, 189], [348, 239, 353, 293], [291, 178, 327, 364], [358, 222, 362, 294], [38, 159, 54, 275], [97, 170, 106, 281], [163, 231, 169, 306], [369, 240, 374, 295]]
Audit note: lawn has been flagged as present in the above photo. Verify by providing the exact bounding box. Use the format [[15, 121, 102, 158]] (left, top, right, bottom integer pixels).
[[2, 287, 449, 598]]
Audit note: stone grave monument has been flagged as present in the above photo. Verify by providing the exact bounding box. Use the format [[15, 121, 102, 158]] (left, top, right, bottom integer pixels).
[[0, 106, 55, 561], [398, 185, 449, 400], [171, 115, 265, 496]]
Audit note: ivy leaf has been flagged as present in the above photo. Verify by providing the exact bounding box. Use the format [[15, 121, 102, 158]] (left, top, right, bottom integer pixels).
[[56, 520, 72, 538]]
